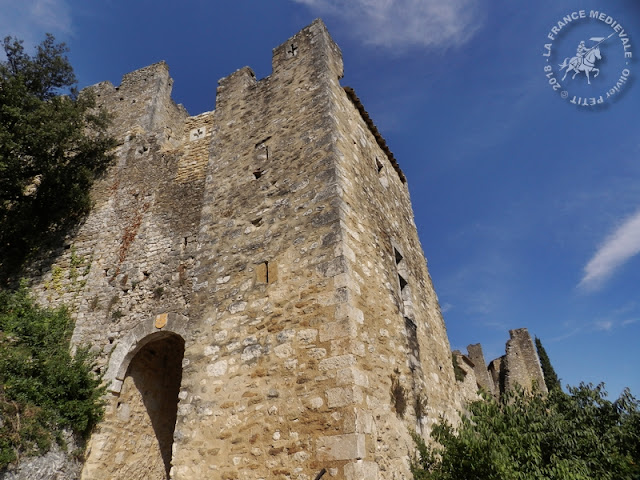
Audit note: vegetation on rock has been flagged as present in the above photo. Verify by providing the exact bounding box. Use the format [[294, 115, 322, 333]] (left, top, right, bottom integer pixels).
[[0, 285, 105, 469]]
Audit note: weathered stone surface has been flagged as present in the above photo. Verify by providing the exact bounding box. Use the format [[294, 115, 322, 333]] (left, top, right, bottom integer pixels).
[[460, 328, 548, 403], [0, 441, 82, 480], [25, 19, 464, 480], [316, 434, 366, 461]]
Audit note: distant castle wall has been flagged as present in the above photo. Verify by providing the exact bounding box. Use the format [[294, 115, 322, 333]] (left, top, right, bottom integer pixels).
[[456, 328, 548, 402]]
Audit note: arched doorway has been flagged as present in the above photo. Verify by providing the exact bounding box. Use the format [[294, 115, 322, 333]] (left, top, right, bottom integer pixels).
[[83, 332, 184, 480]]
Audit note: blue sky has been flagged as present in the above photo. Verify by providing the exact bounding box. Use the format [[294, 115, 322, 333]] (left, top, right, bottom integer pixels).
[[2, 0, 638, 397]]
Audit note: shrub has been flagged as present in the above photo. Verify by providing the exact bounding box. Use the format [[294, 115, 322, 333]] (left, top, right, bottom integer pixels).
[[0, 286, 105, 469]]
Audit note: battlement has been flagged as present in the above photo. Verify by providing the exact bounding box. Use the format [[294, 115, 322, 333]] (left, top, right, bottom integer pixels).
[[215, 19, 343, 109], [88, 60, 188, 145]]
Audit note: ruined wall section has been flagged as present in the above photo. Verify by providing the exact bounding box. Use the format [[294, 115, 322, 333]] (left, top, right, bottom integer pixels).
[[502, 328, 547, 394], [466, 328, 547, 399], [89, 62, 188, 145], [329, 83, 460, 476], [467, 343, 495, 396], [170, 20, 363, 480], [452, 352, 480, 404], [30, 63, 203, 379], [488, 356, 504, 395]]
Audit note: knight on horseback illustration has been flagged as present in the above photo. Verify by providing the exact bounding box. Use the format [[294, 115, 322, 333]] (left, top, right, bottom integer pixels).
[[558, 34, 614, 85]]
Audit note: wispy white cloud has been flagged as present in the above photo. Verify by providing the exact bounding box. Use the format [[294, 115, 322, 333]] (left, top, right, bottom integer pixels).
[[0, 0, 72, 51], [594, 320, 613, 332], [291, 0, 483, 51], [579, 208, 640, 291], [550, 308, 638, 342], [440, 302, 453, 313]]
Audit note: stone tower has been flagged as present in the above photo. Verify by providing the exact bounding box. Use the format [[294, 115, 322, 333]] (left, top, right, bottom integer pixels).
[[30, 19, 461, 480]]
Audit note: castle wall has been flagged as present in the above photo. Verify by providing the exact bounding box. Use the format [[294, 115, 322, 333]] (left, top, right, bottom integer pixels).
[[27, 19, 463, 480], [328, 78, 461, 474], [169, 22, 358, 480], [468, 328, 548, 399], [502, 328, 547, 394], [467, 343, 495, 395], [452, 352, 480, 403]]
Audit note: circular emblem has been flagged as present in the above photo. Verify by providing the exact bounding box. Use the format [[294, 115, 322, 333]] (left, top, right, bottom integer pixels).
[[543, 10, 633, 106], [154, 313, 168, 329]]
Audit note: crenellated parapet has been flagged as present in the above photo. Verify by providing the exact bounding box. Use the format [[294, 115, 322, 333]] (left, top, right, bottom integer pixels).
[[87, 61, 189, 146]]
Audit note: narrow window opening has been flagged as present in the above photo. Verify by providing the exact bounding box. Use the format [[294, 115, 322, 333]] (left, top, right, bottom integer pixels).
[[405, 316, 417, 332], [394, 248, 403, 265], [398, 274, 408, 291], [376, 157, 384, 173], [254, 137, 271, 162], [405, 316, 421, 363], [256, 261, 277, 284], [253, 169, 263, 180]]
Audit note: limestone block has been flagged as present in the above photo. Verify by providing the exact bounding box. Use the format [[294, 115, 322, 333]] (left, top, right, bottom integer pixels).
[[318, 354, 356, 371], [344, 460, 379, 480], [316, 434, 365, 461], [337, 367, 369, 387], [319, 318, 357, 342], [326, 386, 363, 408]]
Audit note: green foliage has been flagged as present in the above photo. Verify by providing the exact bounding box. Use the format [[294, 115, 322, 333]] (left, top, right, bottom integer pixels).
[[0, 286, 105, 469], [0, 34, 114, 281], [535, 336, 561, 391], [411, 385, 640, 480]]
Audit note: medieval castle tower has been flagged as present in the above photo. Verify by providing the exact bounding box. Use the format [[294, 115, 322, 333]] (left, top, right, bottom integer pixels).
[[27, 19, 545, 480]]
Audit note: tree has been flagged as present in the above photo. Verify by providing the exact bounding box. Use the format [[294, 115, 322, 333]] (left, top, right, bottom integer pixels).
[[411, 384, 640, 480], [0, 286, 105, 469], [535, 336, 561, 391], [0, 34, 114, 280]]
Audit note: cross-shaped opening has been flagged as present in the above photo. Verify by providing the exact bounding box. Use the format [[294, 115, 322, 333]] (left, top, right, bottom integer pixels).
[[287, 43, 298, 57]]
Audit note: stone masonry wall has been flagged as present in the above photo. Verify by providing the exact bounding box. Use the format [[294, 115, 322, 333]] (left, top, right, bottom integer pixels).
[[27, 19, 464, 480], [461, 328, 548, 401], [466, 343, 495, 396], [502, 328, 547, 394], [329, 79, 461, 475]]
